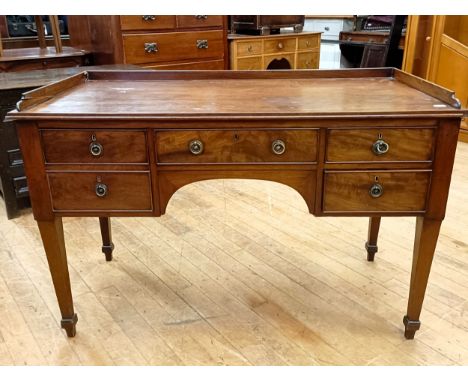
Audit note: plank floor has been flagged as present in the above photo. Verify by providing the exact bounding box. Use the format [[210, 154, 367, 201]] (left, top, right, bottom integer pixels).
[[0, 142, 467, 365]]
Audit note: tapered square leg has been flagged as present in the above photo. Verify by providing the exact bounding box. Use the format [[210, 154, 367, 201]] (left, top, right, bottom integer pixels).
[[365, 217, 381, 261], [404, 216, 442, 339], [99, 217, 114, 261], [37, 218, 77, 337]]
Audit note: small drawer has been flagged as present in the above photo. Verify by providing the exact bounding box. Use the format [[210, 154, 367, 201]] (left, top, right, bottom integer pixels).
[[123, 30, 224, 64], [235, 56, 263, 70], [236, 41, 263, 57], [120, 16, 176, 31], [48, 172, 152, 211], [326, 128, 435, 163], [298, 35, 320, 50], [41, 129, 148, 164], [310, 20, 342, 39], [297, 52, 319, 69], [156, 129, 318, 164], [264, 37, 296, 54], [176, 15, 223, 29], [323, 171, 431, 213]]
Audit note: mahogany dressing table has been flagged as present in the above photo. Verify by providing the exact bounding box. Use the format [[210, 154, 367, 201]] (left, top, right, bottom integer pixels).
[[6, 68, 466, 340]]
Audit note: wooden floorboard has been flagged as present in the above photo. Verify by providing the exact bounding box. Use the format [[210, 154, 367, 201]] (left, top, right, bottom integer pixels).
[[0, 141, 467, 365]]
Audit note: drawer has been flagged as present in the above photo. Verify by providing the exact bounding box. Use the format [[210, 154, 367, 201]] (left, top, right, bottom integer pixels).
[[156, 130, 318, 164], [176, 15, 223, 29], [264, 37, 296, 54], [41, 129, 148, 164], [323, 171, 431, 213], [298, 35, 320, 50], [297, 52, 319, 69], [120, 16, 176, 31], [235, 56, 263, 70], [326, 128, 435, 163], [309, 19, 343, 39], [48, 172, 152, 211], [123, 30, 224, 64], [236, 40, 263, 57]]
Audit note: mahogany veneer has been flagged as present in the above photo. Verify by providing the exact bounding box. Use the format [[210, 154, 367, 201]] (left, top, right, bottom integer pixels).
[[6, 68, 467, 341]]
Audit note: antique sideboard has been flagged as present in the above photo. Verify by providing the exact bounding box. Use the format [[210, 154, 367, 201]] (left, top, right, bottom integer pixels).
[[6, 68, 466, 340]]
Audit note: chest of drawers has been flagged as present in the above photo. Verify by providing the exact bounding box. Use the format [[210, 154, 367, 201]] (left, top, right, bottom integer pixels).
[[70, 15, 228, 70], [7, 68, 466, 341], [229, 32, 321, 70]]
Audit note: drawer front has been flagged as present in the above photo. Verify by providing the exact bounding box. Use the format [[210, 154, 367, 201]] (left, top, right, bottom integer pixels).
[[123, 30, 224, 64], [235, 56, 262, 70], [156, 130, 318, 164], [326, 128, 435, 163], [176, 15, 223, 29], [298, 35, 320, 50], [297, 52, 319, 69], [48, 172, 152, 211], [323, 171, 431, 212], [310, 20, 342, 39], [120, 16, 176, 31], [264, 37, 296, 54], [236, 41, 263, 57], [41, 130, 148, 164]]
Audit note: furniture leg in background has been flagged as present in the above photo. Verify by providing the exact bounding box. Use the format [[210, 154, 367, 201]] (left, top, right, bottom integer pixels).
[[99, 217, 114, 261], [365, 216, 381, 261]]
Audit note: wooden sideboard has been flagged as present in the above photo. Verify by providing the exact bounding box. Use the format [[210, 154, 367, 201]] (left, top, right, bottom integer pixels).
[[6, 68, 466, 341], [68, 15, 228, 70], [229, 32, 321, 70]]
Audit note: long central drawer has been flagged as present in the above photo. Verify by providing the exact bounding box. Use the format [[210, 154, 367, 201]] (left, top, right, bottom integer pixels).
[[123, 30, 224, 64], [155, 129, 319, 164]]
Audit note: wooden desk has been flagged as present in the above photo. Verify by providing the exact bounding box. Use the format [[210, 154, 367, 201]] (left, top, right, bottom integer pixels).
[[6, 68, 466, 340], [229, 32, 321, 70]]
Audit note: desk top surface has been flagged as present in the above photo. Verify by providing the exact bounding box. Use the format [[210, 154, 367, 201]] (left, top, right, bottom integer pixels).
[[8, 68, 465, 120]]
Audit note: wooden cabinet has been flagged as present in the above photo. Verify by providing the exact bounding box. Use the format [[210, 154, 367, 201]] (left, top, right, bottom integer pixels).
[[403, 15, 467, 141], [229, 32, 321, 70], [69, 15, 228, 70]]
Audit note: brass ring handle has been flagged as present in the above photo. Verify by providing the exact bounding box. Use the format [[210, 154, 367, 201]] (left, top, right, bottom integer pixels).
[[248, 45, 253, 52], [372, 139, 390, 155], [95, 183, 108, 198], [196, 39, 208, 49], [195, 15, 208, 19], [306, 40, 310, 47], [189, 139, 204, 155], [144, 42, 158, 53], [89, 141, 103, 157], [369, 183, 384, 198], [272, 139, 286, 155], [142, 15, 156, 21], [277, 42, 284, 49]]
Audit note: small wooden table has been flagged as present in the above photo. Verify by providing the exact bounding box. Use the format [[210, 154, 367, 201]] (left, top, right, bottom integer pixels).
[[6, 68, 466, 340]]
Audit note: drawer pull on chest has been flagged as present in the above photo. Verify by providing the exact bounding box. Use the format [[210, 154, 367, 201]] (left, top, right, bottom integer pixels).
[[369, 183, 384, 198], [95, 182, 108, 198], [272, 139, 286, 155], [196, 39, 209, 49], [189, 139, 204, 155], [144, 42, 159, 53], [277, 42, 284, 49], [142, 15, 156, 21], [372, 139, 389, 155], [195, 15, 208, 20]]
